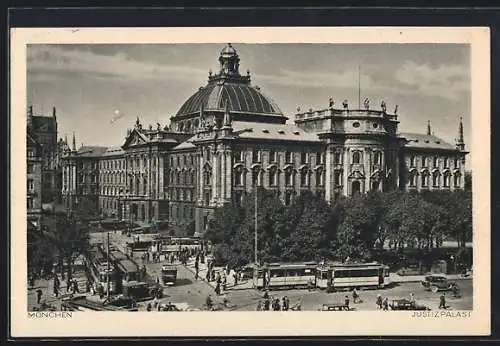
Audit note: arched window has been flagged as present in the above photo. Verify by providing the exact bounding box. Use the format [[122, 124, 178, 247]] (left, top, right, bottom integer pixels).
[[374, 151, 382, 165], [143, 177, 147, 195], [300, 168, 309, 187], [334, 152, 341, 164], [432, 172, 440, 187], [252, 149, 261, 163], [316, 169, 324, 186], [352, 151, 361, 164], [235, 168, 244, 186], [204, 171, 211, 186], [454, 173, 461, 187], [421, 173, 429, 187], [269, 167, 278, 186], [285, 169, 293, 186], [443, 173, 451, 187], [135, 177, 140, 195], [443, 158, 449, 168], [454, 158, 460, 168], [301, 152, 308, 164], [252, 168, 261, 186]]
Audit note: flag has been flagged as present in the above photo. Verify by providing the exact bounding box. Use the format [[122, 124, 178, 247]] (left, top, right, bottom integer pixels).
[[110, 109, 125, 124]]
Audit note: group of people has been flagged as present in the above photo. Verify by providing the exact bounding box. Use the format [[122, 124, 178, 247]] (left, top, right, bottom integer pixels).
[[146, 297, 175, 311], [256, 291, 298, 311], [375, 294, 391, 310]]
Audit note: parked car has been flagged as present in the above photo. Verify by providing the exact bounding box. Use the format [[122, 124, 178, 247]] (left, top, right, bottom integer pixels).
[[389, 299, 430, 311], [421, 275, 458, 293], [318, 303, 350, 311]]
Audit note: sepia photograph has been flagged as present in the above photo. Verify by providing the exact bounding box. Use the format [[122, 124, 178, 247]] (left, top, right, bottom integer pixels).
[[11, 27, 490, 337]]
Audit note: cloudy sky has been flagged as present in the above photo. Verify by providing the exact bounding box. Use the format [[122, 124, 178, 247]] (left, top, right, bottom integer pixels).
[[27, 43, 470, 157]]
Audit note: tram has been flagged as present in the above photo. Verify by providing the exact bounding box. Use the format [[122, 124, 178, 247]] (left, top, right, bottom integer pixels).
[[253, 261, 390, 291], [316, 262, 390, 290], [252, 262, 317, 290], [85, 245, 118, 294], [161, 265, 178, 285]]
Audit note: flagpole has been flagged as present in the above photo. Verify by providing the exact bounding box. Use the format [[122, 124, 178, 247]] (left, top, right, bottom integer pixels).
[[358, 64, 361, 109]]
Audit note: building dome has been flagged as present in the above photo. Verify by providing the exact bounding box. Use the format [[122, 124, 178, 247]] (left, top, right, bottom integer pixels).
[[174, 44, 284, 120], [176, 82, 283, 117]]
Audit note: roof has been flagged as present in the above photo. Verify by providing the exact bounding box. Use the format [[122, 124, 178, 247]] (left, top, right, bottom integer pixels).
[[231, 121, 321, 143], [176, 82, 284, 118], [117, 259, 139, 273], [102, 146, 124, 157], [399, 132, 457, 151], [75, 146, 109, 157], [172, 138, 196, 150]]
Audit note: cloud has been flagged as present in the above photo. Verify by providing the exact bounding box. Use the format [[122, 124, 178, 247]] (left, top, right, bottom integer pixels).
[[27, 45, 208, 83], [394, 60, 469, 101]]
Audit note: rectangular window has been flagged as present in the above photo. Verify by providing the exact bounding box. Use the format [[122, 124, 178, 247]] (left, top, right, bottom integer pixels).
[[27, 149, 35, 158], [334, 152, 341, 164], [252, 149, 261, 163], [316, 170, 324, 186], [301, 152, 308, 165], [334, 171, 341, 186], [27, 197, 34, 209], [285, 171, 293, 186], [410, 156, 416, 167], [269, 150, 277, 163], [316, 152, 323, 164], [285, 151, 293, 163], [27, 163, 34, 174], [422, 156, 427, 167]]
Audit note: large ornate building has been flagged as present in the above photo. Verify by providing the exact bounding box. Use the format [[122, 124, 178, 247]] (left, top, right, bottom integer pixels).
[[60, 44, 468, 236]]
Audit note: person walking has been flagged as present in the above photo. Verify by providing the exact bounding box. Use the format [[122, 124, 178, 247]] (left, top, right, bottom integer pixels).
[[222, 275, 227, 292], [376, 294, 383, 309], [263, 297, 270, 311], [146, 302, 152, 311], [215, 282, 221, 296], [256, 301, 262, 311], [344, 295, 350, 310], [439, 293, 447, 309], [382, 297, 389, 311], [36, 289, 43, 304], [352, 288, 359, 303], [409, 292, 416, 307]]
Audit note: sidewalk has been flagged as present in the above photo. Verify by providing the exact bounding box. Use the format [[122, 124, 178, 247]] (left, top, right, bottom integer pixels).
[[389, 272, 473, 283]]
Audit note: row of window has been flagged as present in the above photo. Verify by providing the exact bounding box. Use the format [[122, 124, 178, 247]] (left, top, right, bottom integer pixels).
[[169, 154, 196, 167], [408, 156, 460, 169], [100, 160, 126, 171], [169, 171, 196, 186], [233, 169, 327, 187], [408, 172, 461, 188], [170, 188, 195, 202], [233, 150, 326, 165]]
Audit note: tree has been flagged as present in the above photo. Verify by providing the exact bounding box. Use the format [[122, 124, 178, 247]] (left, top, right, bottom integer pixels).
[[39, 213, 90, 280]]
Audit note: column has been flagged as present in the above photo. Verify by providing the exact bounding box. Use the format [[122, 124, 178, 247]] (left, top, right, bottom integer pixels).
[[198, 149, 204, 204], [225, 148, 232, 200], [324, 143, 334, 203], [343, 148, 349, 196], [211, 146, 219, 205], [220, 149, 226, 204], [364, 148, 371, 193]]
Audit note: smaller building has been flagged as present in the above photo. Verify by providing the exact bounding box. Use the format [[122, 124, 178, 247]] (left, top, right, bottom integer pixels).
[[27, 129, 43, 228]]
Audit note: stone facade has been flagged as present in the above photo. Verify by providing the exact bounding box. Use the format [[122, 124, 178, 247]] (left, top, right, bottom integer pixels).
[[59, 44, 469, 236]]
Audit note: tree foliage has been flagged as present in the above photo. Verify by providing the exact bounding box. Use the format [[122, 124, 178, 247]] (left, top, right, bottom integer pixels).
[[204, 188, 473, 268]]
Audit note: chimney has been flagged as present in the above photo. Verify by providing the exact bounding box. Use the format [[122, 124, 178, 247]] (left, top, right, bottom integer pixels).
[[427, 120, 432, 136]]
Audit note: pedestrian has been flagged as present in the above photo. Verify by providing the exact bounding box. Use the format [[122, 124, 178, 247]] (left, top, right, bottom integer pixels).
[[256, 301, 262, 311], [222, 275, 227, 292], [281, 296, 287, 311], [216, 272, 221, 284], [206, 294, 213, 310], [233, 270, 239, 286], [352, 288, 360, 303], [376, 294, 383, 309], [263, 298, 270, 311], [285, 296, 290, 311], [263, 290, 269, 300], [195, 268, 199, 281], [344, 295, 350, 310], [53, 284, 59, 298], [146, 302, 152, 311], [409, 292, 416, 307], [36, 289, 43, 304], [206, 268, 211, 282], [439, 293, 447, 309], [66, 278, 72, 293], [273, 298, 281, 311], [215, 282, 221, 296], [73, 280, 80, 294], [382, 297, 389, 311]]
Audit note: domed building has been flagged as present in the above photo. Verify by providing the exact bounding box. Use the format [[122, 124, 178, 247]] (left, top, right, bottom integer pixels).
[[60, 44, 468, 236]]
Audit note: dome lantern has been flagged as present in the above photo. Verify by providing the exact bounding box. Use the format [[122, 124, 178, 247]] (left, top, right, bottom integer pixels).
[[218, 43, 240, 76]]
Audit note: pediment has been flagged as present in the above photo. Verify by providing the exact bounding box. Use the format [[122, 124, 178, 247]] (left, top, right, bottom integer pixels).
[[122, 129, 148, 149]]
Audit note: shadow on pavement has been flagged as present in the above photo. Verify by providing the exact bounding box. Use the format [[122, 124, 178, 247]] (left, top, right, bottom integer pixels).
[[174, 278, 193, 287]]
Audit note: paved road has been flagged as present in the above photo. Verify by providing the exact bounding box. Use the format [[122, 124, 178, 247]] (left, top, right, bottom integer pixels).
[[226, 279, 473, 311]]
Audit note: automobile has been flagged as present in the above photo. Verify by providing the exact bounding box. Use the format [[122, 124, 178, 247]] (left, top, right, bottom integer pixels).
[[318, 303, 350, 311], [421, 275, 458, 293], [389, 299, 430, 311]]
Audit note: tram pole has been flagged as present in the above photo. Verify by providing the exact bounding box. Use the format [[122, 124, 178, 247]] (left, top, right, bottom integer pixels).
[[254, 187, 258, 264], [106, 231, 110, 299]]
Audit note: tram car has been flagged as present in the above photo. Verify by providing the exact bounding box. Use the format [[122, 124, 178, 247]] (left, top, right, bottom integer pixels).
[[252, 262, 318, 290], [316, 262, 390, 290]]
